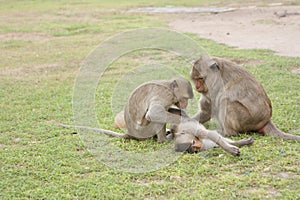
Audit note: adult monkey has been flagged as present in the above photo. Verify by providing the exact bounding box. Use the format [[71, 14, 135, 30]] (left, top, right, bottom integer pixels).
[[60, 77, 195, 143], [190, 55, 300, 141]]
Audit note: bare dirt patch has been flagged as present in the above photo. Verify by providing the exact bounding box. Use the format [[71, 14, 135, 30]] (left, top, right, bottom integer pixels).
[[291, 66, 300, 74], [0, 63, 62, 77], [0, 32, 53, 41], [167, 5, 300, 57], [225, 57, 262, 66]]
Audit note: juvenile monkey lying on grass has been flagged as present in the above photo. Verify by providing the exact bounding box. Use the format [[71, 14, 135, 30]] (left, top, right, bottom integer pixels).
[[172, 120, 254, 155], [114, 112, 253, 156]]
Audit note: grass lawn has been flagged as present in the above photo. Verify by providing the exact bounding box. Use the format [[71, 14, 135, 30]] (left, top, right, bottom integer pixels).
[[0, 0, 299, 199]]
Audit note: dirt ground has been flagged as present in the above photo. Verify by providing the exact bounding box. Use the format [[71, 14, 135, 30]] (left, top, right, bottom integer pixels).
[[168, 5, 300, 57]]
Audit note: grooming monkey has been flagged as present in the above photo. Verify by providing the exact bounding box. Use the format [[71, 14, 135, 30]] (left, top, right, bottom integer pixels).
[[60, 77, 195, 142], [190, 55, 300, 142]]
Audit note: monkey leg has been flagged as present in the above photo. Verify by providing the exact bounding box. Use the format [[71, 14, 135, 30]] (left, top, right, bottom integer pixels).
[[203, 130, 240, 156], [201, 137, 253, 151], [224, 137, 254, 147], [165, 108, 189, 140], [200, 139, 218, 151], [156, 124, 167, 143]]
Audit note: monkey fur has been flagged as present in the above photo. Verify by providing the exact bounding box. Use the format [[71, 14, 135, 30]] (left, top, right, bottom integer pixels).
[[191, 55, 300, 142], [60, 77, 194, 143]]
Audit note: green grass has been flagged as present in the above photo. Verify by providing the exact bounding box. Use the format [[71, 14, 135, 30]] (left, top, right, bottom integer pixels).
[[1, 0, 300, 199]]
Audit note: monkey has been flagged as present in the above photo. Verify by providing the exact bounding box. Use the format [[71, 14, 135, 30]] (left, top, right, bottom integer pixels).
[[190, 55, 300, 142], [173, 120, 254, 156], [114, 106, 253, 155], [60, 77, 195, 143]]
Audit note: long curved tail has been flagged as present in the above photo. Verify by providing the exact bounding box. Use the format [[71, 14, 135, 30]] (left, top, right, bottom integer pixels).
[[58, 123, 129, 139], [262, 121, 300, 142]]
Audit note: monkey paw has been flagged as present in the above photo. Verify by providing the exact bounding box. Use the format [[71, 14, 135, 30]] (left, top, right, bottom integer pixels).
[[228, 146, 240, 156], [234, 137, 254, 147], [244, 137, 254, 145], [166, 132, 174, 140]]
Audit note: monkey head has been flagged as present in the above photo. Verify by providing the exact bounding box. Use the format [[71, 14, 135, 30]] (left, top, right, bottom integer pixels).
[[174, 132, 202, 153], [190, 55, 220, 94], [174, 120, 203, 153], [170, 77, 194, 109]]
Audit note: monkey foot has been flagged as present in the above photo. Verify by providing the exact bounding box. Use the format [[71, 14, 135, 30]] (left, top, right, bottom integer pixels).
[[166, 133, 174, 140], [227, 146, 240, 156], [234, 137, 254, 147]]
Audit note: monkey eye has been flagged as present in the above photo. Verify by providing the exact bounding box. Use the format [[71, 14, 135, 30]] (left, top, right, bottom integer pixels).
[[197, 77, 203, 80], [196, 76, 205, 81]]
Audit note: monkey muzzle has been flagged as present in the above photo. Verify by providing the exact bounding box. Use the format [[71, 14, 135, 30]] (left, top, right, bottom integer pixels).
[[175, 137, 203, 153], [175, 99, 188, 109], [175, 143, 199, 153]]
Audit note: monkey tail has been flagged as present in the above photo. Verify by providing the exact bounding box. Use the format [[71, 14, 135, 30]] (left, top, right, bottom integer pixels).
[[262, 121, 300, 142], [58, 123, 129, 139]]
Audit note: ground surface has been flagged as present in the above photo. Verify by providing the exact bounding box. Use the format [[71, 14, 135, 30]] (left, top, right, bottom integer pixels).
[[168, 5, 300, 57], [0, 1, 299, 199]]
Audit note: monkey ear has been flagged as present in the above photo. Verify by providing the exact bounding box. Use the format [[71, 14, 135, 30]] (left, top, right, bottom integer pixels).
[[210, 63, 220, 71], [170, 80, 178, 90]]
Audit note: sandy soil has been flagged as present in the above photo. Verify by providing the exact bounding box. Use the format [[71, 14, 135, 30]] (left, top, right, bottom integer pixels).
[[168, 5, 300, 57]]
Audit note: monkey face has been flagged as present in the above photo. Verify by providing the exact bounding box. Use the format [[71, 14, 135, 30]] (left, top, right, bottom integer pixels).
[[171, 77, 194, 108], [175, 98, 189, 109], [174, 132, 202, 153], [190, 67, 208, 94], [191, 55, 222, 94]]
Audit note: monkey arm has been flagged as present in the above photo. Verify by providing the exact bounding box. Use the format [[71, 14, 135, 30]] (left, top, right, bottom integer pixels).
[[145, 104, 186, 124], [168, 107, 189, 117], [192, 111, 201, 121], [192, 96, 211, 123], [192, 110, 211, 123]]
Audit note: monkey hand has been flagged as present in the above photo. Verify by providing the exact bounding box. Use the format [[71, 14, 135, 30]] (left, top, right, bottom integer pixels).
[[180, 109, 190, 118], [166, 131, 174, 140]]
